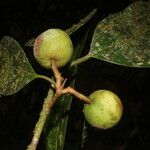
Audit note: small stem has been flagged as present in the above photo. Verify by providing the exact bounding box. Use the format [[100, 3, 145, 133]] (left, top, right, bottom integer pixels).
[[27, 59, 92, 150], [51, 60, 64, 91], [70, 54, 91, 67], [27, 89, 55, 150], [25, 9, 97, 47], [62, 87, 92, 104], [37, 74, 56, 87], [51, 59, 92, 104], [66, 9, 97, 35]]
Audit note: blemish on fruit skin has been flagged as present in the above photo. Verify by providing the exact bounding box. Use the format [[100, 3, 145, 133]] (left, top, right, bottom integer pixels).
[[33, 34, 43, 58], [33, 29, 73, 69]]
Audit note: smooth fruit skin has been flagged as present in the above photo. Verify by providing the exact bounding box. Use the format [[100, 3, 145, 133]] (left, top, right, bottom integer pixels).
[[34, 29, 73, 69], [83, 90, 123, 129]]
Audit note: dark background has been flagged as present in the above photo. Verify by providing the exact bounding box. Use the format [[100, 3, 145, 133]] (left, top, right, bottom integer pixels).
[[0, 0, 150, 150]]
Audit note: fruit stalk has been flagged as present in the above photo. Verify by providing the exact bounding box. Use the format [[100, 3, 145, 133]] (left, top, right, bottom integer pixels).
[[27, 60, 92, 150]]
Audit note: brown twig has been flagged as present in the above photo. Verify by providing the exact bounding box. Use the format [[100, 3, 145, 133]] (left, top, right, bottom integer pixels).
[[27, 59, 91, 150], [51, 60, 64, 92], [51, 59, 92, 104], [62, 87, 91, 104]]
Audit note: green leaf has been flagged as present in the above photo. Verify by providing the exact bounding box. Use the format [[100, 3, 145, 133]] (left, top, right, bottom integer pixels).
[[45, 93, 74, 150], [90, 1, 150, 67], [0, 36, 37, 96], [45, 31, 89, 150]]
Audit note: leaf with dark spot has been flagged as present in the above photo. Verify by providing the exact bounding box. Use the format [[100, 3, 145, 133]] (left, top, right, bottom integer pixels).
[[0, 36, 37, 96], [90, 1, 150, 67]]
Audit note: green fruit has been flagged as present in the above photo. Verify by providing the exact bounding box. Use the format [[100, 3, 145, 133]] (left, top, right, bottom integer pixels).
[[83, 90, 123, 129], [33, 29, 73, 69]]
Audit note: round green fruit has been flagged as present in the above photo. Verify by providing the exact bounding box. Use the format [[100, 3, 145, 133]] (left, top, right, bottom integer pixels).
[[83, 90, 123, 129], [33, 29, 73, 69]]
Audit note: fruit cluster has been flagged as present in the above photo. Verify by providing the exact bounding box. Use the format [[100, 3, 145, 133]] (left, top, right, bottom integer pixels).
[[33, 29, 123, 129]]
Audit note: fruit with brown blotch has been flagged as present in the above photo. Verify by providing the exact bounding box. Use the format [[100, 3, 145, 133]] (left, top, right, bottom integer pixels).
[[33, 29, 73, 69]]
